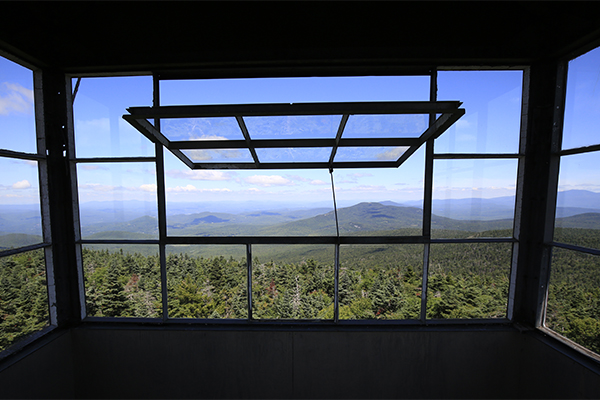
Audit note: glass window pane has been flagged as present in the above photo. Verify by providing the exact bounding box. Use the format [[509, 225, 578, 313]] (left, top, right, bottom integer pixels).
[[255, 147, 331, 163], [339, 244, 423, 320], [160, 76, 430, 106], [334, 146, 408, 162], [245, 115, 341, 139], [82, 245, 161, 318], [0, 56, 36, 153], [252, 245, 334, 319], [181, 148, 254, 163], [333, 146, 425, 236], [562, 46, 600, 149], [0, 249, 49, 351], [432, 159, 517, 239], [0, 157, 42, 247], [426, 243, 512, 319], [161, 117, 244, 141], [164, 150, 336, 237], [436, 70, 523, 154], [342, 114, 427, 138], [546, 248, 600, 354], [554, 152, 600, 249], [166, 245, 247, 319], [77, 162, 158, 239], [73, 76, 154, 158]]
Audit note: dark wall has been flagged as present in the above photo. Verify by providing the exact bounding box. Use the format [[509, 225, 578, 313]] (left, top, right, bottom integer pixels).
[[0, 331, 75, 399], [1, 327, 599, 399]]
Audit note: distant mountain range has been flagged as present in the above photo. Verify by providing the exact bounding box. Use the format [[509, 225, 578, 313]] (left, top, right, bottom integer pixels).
[[1, 190, 599, 247]]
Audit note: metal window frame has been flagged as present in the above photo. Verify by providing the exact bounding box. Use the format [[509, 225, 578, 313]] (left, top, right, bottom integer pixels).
[[542, 51, 600, 354], [69, 71, 524, 325], [0, 62, 57, 359], [122, 101, 465, 170]]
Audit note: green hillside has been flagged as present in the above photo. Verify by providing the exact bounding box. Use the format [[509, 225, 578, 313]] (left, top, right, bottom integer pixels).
[[0, 233, 43, 250]]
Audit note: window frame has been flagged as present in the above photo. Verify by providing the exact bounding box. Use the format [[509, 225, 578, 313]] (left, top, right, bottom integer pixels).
[[69, 69, 526, 325], [540, 46, 600, 361], [0, 53, 56, 358]]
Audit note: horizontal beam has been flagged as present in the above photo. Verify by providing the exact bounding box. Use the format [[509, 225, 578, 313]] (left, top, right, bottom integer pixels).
[[434, 153, 521, 159], [74, 157, 156, 163], [0, 148, 45, 161], [0, 242, 50, 258], [190, 161, 399, 169], [557, 143, 600, 156], [170, 137, 421, 149], [77, 236, 517, 247], [126, 101, 463, 118], [551, 241, 600, 256]]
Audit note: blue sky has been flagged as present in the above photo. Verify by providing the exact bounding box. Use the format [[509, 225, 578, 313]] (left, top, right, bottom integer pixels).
[[4, 50, 597, 211], [69, 71, 525, 209]]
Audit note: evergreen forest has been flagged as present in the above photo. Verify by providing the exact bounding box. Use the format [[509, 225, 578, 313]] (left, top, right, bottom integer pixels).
[[1, 228, 599, 355]]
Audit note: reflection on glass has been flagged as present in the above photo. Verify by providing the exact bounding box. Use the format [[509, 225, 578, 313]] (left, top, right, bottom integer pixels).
[[82, 245, 161, 318], [160, 76, 430, 106], [0, 56, 36, 154], [161, 117, 244, 141], [426, 243, 511, 319], [562, 46, 600, 149], [555, 152, 600, 249], [73, 76, 153, 158], [255, 147, 331, 163], [343, 114, 427, 138], [332, 148, 425, 236], [245, 115, 342, 139], [76, 163, 158, 239], [166, 245, 247, 319], [0, 157, 42, 242], [0, 249, 48, 351], [252, 245, 334, 319], [164, 150, 335, 236], [436, 70, 522, 154], [546, 248, 600, 354], [182, 148, 253, 163], [334, 146, 408, 162], [339, 244, 422, 320], [432, 159, 517, 238]]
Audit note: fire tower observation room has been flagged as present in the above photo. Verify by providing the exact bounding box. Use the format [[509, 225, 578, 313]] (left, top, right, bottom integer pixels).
[[1, 3, 600, 399]]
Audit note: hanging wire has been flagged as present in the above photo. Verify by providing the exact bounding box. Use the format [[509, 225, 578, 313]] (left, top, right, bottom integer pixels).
[[330, 167, 340, 322], [329, 167, 340, 238]]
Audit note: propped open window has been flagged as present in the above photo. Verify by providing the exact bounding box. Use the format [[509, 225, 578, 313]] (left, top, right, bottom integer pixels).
[[123, 101, 464, 170]]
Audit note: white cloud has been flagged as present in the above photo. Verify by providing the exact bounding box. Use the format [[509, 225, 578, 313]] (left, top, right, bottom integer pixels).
[[165, 169, 234, 181], [190, 134, 228, 141], [12, 180, 31, 189], [310, 179, 328, 185], [0, 82, 34, 115], [140, 184, 157, 192], [286, 174, 311, 182], [167, 185, 232, 193], [244, 175, 293, 187], [183, 149, 246, 161], [376, 146, 408, 160]]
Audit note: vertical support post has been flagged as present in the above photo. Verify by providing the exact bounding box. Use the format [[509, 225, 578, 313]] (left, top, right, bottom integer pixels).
[[40, 69, 81, 327], [153, 74, 169, 321], [334, 243, 340, 323], [247, 244, 253, 320], [512, 60, 566, 327], [420, 69, 437, 322]]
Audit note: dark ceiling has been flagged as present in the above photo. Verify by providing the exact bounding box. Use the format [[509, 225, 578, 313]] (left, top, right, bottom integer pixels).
[[1, 2, 600, 77]]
